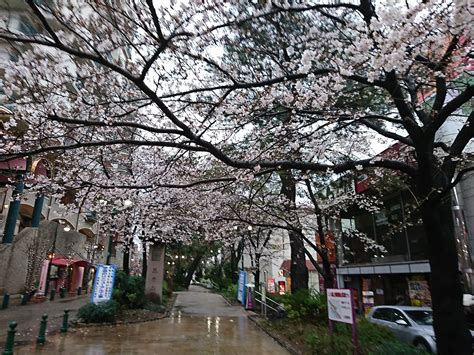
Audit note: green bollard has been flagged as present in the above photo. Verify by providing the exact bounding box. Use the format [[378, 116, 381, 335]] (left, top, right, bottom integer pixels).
[[60, 310, 69, 333], [36, 313, 48, 345], [3, 321, 17, 355]]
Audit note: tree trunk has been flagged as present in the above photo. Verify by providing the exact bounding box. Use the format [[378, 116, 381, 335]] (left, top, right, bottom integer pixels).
[[289, 231, 309, 293], [183, 253, 205, 289], [254, 253, 261, 291], [317, 215, 334, 290], [279, 170, 309, 293], [229, 240, 243, 284], [123, 246, 130, 275], [421, 197, 471, 354], [417, 155, 471, 354]]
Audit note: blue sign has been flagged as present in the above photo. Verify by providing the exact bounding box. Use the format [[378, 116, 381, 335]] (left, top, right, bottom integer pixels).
[[91, 264, 117, 304], [237, 271, 246, 305]]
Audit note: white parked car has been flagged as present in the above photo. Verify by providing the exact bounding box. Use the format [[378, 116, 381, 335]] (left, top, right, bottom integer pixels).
[[367, 305, 474, 353]]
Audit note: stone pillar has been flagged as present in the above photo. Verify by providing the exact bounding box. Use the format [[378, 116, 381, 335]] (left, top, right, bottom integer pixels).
[[145, 244, 165, 301], [31, 194, 44, 228]]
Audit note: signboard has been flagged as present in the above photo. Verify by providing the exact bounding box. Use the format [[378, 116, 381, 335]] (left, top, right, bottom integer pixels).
[[278, 281, 286, 295], [237, 271, 246, 305], [408, 280, 431, 307], [267, 277, 276, 293], [245, 286, 254, 310], [327, 288, 360, 354], [37, 260, 50, 296], [327, 288, 354, 325], [91, 264, 117, 304]]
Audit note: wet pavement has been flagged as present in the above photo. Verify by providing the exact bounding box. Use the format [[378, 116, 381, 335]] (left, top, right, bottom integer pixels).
[[0, 295, 88, 347], [13, 286, 289, 354]]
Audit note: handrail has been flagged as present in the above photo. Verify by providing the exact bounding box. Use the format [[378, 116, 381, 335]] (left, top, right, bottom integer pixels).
[[254, 290, 285, 310]]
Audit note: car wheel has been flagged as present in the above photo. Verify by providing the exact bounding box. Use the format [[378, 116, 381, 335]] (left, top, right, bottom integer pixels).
[[414, 339, 432, 353]]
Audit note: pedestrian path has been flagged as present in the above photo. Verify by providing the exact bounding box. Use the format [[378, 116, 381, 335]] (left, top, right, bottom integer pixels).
[[173, 285, 247, 317], [12, 286, 288, 354], [0, 295, 88, 346]]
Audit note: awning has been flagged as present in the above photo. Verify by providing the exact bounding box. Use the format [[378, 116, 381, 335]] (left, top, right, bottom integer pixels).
[[52, 256, 88, 268]]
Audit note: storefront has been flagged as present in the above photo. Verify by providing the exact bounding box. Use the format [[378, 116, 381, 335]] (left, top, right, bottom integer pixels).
[[50, 256, 88, 293], [337, 260, 431, 314]]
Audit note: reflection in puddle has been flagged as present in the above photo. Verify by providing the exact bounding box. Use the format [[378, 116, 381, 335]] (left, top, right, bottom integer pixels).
[[16, 314, 288, 355]]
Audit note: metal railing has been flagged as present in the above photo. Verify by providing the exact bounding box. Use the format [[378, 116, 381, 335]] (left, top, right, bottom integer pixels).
[[254, 290, 285, 319]]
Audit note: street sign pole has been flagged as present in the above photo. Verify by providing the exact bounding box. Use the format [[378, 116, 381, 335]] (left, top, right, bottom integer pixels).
[[327, 288, 359, 355]]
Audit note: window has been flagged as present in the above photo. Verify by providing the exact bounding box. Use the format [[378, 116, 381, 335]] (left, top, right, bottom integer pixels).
[[392, 310, 410, 325], [405, 310, 433, 326], [372, 308, 392, 321]]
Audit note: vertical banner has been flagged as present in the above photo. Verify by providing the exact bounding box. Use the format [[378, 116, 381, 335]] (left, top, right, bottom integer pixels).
[[237, 271, 246, 305], [245, 286, 254, 310], [37, 259, 50, 296], [91, 264, 117, 304]]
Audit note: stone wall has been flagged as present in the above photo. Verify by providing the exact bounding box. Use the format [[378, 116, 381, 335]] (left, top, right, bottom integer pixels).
[[0, 220, 87, 295]]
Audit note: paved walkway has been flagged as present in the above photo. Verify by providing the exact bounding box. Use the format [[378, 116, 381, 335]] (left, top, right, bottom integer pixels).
[[0, 295, 88, 346], [12, 286, 288, 354], [173, 285, 247, 317]]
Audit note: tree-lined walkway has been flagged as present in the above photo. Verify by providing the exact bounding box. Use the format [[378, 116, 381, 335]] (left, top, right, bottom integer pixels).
[[12, 286, 288, 354], [173, 285, 246, 317]]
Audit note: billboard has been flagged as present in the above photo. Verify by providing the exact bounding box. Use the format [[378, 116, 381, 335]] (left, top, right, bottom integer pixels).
[[91, 264, 117, 304]]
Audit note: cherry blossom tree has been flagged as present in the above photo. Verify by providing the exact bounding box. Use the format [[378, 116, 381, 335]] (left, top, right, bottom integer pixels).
[[0, 1, 473, 352]]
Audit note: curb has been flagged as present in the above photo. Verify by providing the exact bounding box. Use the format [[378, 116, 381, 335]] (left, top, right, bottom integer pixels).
[[247, 315, 301, 355], [72, 312, 168, 328]]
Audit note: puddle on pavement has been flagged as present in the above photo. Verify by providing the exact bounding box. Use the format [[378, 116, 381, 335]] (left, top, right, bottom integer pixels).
[[15, 312, 288, 354]]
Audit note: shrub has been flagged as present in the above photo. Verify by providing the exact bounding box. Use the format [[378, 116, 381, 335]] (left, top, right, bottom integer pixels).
[[144, 302, 166, 313], [112, 271, 146, 309], [273, 289, 327, 322], [77, 300, 118, 323], [223, 284, 238, 300], [304, 318, 428, 355]]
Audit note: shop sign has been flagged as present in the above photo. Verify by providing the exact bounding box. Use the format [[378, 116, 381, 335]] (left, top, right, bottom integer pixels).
[[237, 271, 246, 305], [278, 281, 286, 295], [327, 288, 354, 324], [91, 264, 117, 304], [408, 280, 431, 307], [267, 277, 276, 293]]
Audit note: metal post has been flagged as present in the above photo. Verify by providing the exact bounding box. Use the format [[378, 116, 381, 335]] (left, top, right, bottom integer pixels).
[[60, 310, 69, 333], [20, 292, 28, 305], [3, 321, 17, 355], [77, 287, 82, 296], [2, 176, 24, 244], [106, 233, 114, 265], [49, 289, 55, 301], [2, 293, 9, 309], [36, 314, 48, 345], [31, 194, 44, 228]]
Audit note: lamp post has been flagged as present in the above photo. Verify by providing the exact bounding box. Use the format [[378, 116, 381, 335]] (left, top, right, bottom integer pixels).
[[44, 221, 60, 296]]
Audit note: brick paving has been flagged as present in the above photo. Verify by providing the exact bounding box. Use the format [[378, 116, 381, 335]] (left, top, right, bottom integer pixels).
[[0, 294, 89, 347]]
